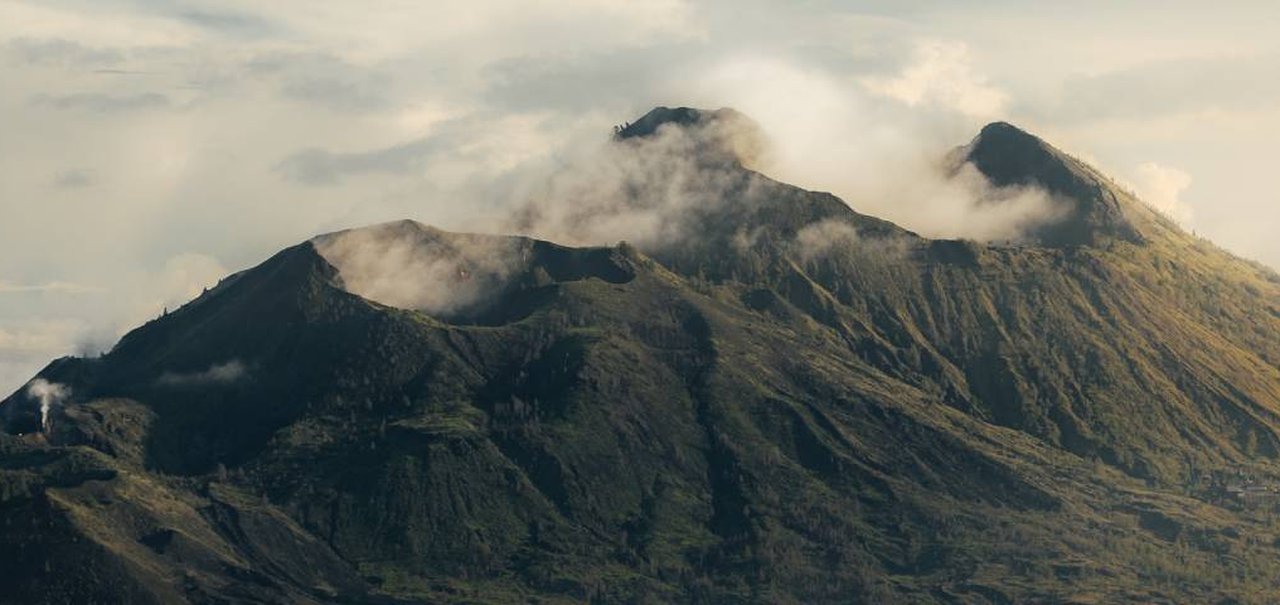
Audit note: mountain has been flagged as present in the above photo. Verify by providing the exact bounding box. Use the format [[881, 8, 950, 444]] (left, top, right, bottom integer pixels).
[[958, 121, 1169, 247], [3, 107, 1280, 604]]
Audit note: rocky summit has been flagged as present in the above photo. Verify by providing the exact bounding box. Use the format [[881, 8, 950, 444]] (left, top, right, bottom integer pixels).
[[3, 107, 1280, 604]]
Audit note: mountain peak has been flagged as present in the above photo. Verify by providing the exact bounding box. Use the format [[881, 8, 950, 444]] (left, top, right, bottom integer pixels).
[[975, 121, 1038, 146], [616, 106, 741, 139], [614, 106, 765, 167], [963, 121, 1153, 247], [967, 121, 1076, 190], [4, 109, 1280, 603]]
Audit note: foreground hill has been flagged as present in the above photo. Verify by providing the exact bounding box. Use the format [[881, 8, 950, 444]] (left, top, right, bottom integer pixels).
[[2, 108, 1279, 604]]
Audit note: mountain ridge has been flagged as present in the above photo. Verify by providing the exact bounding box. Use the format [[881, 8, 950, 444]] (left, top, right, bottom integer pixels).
[[958, 120, 1177, 247], [2, 107, 1280, 604]]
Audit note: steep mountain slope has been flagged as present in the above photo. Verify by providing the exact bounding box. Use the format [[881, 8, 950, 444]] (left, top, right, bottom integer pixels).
[[2, 107, 1279, 604], [958, 121, 1158, 247]]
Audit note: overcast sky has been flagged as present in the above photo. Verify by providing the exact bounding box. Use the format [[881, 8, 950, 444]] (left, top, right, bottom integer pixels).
[[3, 0, 1280, 394]]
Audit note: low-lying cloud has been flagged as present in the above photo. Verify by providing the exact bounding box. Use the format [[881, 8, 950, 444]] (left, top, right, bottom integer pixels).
[[794, 219, 860, 261], [506, 109, 770, 249], [303, 97, 1071, 310], [311, 105, 1060, 318], [157, 359, 247, 387], [313, 221, 527, 315], [680, 54, 1068, 245]]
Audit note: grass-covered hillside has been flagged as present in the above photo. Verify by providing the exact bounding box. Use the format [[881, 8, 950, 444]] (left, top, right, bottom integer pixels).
[[2, 108, 1279, 604]]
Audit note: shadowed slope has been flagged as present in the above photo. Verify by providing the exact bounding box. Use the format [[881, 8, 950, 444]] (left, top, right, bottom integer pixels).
[[2, 108, 1280, 604], [959, 121, 1177, 247]]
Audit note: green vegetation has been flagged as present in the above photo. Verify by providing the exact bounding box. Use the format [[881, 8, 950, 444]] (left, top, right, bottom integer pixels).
[[2, 113, 1280, 603]]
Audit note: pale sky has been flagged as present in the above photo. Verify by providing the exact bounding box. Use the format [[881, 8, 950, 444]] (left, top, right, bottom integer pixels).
[[3, 0, 1280, 394]]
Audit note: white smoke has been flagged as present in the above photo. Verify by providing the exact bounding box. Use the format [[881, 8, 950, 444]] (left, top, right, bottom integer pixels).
[[156, 360, 247, 387], [26, 378, 69, 433]]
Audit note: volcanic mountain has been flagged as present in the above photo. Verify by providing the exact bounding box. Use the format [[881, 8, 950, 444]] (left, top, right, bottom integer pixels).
[[2, 107, 1280, 604]]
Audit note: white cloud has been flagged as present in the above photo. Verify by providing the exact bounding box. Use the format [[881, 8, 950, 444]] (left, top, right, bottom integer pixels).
[[141, 253, 229, 319], [1131, 162, 1194, 226], [861, 40, 1008, 118], [679, 56, 1055, 242]]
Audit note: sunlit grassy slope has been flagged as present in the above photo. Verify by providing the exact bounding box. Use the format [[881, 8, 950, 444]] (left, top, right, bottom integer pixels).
[[2, 111, 1279, 604]]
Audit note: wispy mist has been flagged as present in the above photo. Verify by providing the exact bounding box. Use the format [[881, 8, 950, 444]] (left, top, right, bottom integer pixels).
[[680, 56, 1067, 244], [311, 96, 1072, 316], [312, 221, 528, 315], [794, 219, 860, 261], [156, 359, 247, 387], [505, 109, 770, 249]]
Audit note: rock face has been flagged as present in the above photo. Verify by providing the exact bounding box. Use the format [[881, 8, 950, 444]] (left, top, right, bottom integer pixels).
[[3, 108, 1280, 604]]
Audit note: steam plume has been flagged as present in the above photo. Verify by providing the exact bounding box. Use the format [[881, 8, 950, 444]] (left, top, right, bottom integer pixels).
[[26, 378, 69, 433]]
